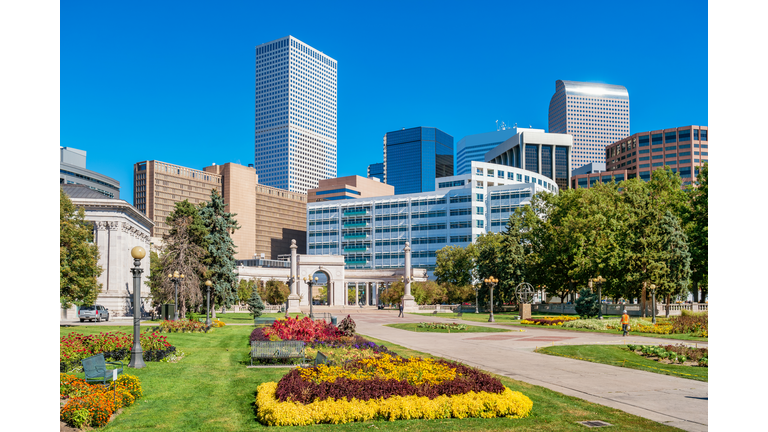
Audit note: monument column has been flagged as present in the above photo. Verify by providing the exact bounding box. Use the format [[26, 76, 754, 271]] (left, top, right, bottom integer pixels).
[[402, 242, 418, 312], [286, 239, 301, 313]]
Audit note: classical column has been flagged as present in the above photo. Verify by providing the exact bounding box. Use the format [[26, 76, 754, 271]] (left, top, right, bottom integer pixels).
[[355, 283, 359, 306], [286, 239, 301, 313], [402, 242, 418, 312]]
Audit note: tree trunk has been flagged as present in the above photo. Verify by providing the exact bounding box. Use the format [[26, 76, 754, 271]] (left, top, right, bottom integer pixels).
[[641, 282, 647, 318], [665, 294, 670, 318], [691, 280, 699, 303]]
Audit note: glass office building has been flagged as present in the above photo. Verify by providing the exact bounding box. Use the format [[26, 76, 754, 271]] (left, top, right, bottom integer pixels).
[[383, 127, 453, 195], [367, 162, 384, 181], [254, 36, 337, 193], [548, 80, 629, 172], [307, 161, 556, 275], [455, 128, 519, 175]]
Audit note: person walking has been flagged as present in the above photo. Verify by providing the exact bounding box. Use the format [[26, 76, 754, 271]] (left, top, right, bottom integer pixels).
[[398, 300, 404, 318], [621, 310, 630, 336]]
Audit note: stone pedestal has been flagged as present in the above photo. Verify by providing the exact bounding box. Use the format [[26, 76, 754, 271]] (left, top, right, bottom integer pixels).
[[402, 295, 419, 313], [520, 303, 532, 320], [286, 294, 302, 314]]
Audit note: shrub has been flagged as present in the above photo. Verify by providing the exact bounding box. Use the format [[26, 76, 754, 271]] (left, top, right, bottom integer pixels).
[[157, 319, 208, 333], [248, 288, 266, 318], [520, 316, 578, 326], [110, 374, 143, 399], [60, 373, 144, 428], [338, 315, 356, 336], [60, 331, 175, 372], [417, 322, 467, 330], [574, 289, 599, 319]]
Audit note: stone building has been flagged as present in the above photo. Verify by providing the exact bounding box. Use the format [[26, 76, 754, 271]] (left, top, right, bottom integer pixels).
[[61, 185, 154, 319]]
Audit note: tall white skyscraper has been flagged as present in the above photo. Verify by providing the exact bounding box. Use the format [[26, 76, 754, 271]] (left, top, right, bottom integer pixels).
[[254, 36, 337, 193], [548, 80, 630, 172]]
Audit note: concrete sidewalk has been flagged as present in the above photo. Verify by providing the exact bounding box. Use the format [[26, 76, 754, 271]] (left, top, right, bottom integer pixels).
[[349, 310, 707, 432]]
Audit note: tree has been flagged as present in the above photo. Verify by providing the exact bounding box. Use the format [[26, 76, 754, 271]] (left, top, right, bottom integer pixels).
[[657, 211, 692, 317], [145, 250, 166, 308], [199, 189, 241, 316], [434, 245, 476, 287], [160, 215, 207, 317], [574, 288, 600, 318], [247, 287, 265, 318], [445, 283, 475, 304], [264, 279, 289, 305], [380, 282, 404, 305], [60, 189, 103, 308], [684, 163, 708, 302], [237, 279, 254, 305], [411, 281, 447, 305], [498, 209, 530, 302], [166, 200, 209, 251], [474, 232, 504, 307]]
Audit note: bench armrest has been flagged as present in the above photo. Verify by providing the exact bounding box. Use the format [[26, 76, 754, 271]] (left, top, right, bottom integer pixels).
[[106, 360, 124, 368]]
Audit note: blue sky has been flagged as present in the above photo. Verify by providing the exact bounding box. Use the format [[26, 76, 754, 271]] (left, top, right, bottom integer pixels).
[[61, 0, 708, 202]]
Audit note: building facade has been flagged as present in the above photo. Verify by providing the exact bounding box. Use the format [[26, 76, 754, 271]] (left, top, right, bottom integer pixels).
[[307, 175, 395, 202], [383, 127, 454, 195], [484, 129, 573, 191], [548, 80, 630, 171], [254, 36, 337, 193], [367, 162, 384, 181], [306, 161, 554, 275], [60, 147, 121, 199], [455, 128, 519, 175], [133, 160, 222, 238], [61, 185, 153, 319], [571, 125, 709, 188]]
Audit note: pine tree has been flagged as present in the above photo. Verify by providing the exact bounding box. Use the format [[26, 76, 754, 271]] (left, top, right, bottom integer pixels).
[[247, 287, 265, 318], [199, 189, 241, 316], [60, 189, 103, 308], [574, 288, 599, 318]]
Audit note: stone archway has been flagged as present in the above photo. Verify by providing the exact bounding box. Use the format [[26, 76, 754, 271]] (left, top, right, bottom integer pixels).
[[297, 255, 345, 306]]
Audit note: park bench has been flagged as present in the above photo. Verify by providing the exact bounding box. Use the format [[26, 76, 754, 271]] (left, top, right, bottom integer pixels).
[[254, 317, 277, 326], [82, 354, 123, 385], [250, 340, 306, 366], [311, 312, 334, 324]]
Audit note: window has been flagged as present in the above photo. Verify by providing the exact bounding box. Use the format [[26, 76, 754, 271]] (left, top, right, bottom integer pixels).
[[639, 135, 650, 147], [475, 168, 483, 176], [475, 182, 483, 189], [679, 159, 691, 164], [639, 163, 650, 168], [665, 131, 677, 144], [679, 152, 691, 157], [694, 129, 699, 140], [517, 174, 522, 181], [498, 170, 504, 178], [678, 129, 691, 142], [507, 172, 514, 180], [639, 156, 650, 161], [652, 155, 663, 160], [524, 176, 529, 183], [476, 220, 484, 228], [651, 134, 662, 146], [665, 145, 677, 151], [652, 147, 664, 153], [701, 130, 707, 141], [476, 207, 484, 215], [639, 149, 649, 154], [475, 193, 484, 201]]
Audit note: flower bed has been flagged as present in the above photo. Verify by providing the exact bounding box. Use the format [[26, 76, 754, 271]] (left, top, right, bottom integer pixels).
[[60, 373, 143, 428], [520, 316, 578, 326], [60, 331, 176, 373], [157, 318, 209, 333], [417, 322, 467, 330], [256, 354, 532, 425], [626, 344, 708, 367], [250, 316, 342, 343], [560, 316, 707, 337]]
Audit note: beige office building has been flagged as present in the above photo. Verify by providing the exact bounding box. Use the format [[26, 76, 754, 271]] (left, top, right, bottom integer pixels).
[[307, 175, 395, 203], [134, 161, 222, 238], [135, 160, 306, 260]]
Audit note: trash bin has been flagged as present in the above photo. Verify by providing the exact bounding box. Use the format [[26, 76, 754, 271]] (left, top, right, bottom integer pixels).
[[162, 304, 175, 321], [331, 316, 337, 326]]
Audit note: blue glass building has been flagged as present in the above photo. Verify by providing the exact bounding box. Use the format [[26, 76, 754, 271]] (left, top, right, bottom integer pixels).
[[383, 127, 453, 195], [367, 162, 384, 181], [455, 128, 519, 176]]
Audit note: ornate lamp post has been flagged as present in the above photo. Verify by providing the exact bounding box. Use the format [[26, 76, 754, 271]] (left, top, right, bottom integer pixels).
[[205, 280, 212, 326], [167, 271, 185, 320], [592, 276, 606, 319], [649, 284, 657, 324], [484, 276, 498, 323], [304, 276, 318, 318], [129, 246, 146, 369]]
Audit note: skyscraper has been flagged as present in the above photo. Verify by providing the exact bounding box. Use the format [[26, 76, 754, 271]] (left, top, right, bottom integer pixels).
[[367, 162, 384, 181], [383, 127, 453, 195], [455, 128, 523, 175], [254, 36, 337, 193], [548, 80, 630, 172]]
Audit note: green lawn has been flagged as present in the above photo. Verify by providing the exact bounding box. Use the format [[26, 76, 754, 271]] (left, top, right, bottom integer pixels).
[[508, 322, 708, 342], [537, 345, 708, 382], [212, 312, 306, 324], [60, 325, 683, 431], [386, 323, 512, 333]]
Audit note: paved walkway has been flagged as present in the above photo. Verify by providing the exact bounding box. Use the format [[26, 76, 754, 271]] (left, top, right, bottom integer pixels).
[[327, 307, 708, 432]]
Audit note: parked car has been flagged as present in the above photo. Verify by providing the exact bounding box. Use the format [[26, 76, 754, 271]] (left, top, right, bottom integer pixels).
[[78, 305, 110, 322]]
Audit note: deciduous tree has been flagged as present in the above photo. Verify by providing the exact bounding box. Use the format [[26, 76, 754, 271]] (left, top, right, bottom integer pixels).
[[60, 189, 102, 308]]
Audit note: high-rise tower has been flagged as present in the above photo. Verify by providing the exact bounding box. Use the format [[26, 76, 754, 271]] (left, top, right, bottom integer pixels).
[[383, 127, 453, 195], [548, 80, 629, 172], [254, 36, 337, 193]]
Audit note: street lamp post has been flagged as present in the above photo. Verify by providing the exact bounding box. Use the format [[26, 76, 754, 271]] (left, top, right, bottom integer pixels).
[[205, 280, 212, 327], [593, 276, 606, 319], [484, 276, 498, 323], [304, 276, 318, 318], [650, 284, 657, 324], [167, 271, 185, 320], [129, 246, 146, 369]]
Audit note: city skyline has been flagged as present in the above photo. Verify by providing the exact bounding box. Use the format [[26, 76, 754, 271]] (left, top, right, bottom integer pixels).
[[61, 1, 708, 203]]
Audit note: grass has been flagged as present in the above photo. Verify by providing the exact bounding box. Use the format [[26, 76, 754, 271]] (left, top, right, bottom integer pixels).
[[509, 322, 708, 342], [536, 344, 708, 382], [412, 312, 522, 323], [213, 312, 306, 324], [386, 323, 512, 333], [60, 325, 683, 431]]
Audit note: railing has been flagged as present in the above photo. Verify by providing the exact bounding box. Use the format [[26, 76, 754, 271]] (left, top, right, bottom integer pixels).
[[343, 222, 368, 228], [343, 210, 368, 216], [531, 303, 708, 316], [343, 234, 368, 240], [343, 247, 368, 253]]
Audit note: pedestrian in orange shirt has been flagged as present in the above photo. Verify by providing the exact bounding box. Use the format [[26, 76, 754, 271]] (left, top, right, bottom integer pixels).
[[621, 310, 630, 336]]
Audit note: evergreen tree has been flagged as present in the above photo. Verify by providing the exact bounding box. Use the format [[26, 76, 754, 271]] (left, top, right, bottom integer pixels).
[[658, 210, 692, 316], [199, 189, 241, 316], [247, 287, 265, 318], [574, 288, 599, 319], [60, 189, 102, 308]]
